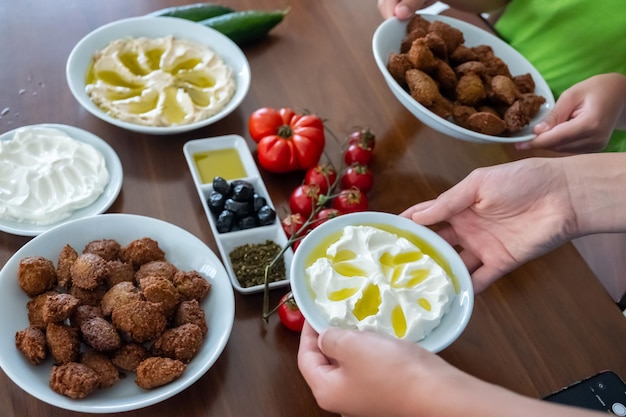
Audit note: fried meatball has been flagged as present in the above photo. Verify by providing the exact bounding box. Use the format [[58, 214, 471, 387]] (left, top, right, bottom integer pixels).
[[135, 357, 186, 389], [405, 69, 440, 108], [15, 326, 47, 365], [42, 293, 80, 323], [50, 362, 99, 399], [80, 317, 122, 351], [407, 38, 438, 72], [111, 300, 167, 343], [111, 343, 150, 372], [456, 72, 486, 106], [140, 276, 180, 317], [428, 20, 464, 54], [70, 304, 104, 328], [83, 239, 121, 261], [466, 112, 507, 136], [105, 260, 135, 287], [490, 74, 520, 106], [151, 323, 203, 363], [57, 244, 78, 289], [173, 270, 212, 302], [119, 237, 165, 270], [69, 283, 107, 307], [26, 291, 57, 329], [46, 322, 80, 364], [18, 256, 57, 297], [80, 350, 120, 388], [71, 253, 109, 290], [387, 52, 413, 87], [101, 281, 144, 317], [135, 260, 178, 285], [174, 299, 208, 336]]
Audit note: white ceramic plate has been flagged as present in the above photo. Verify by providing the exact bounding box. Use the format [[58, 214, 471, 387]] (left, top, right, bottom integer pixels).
[[372, 14, 555, 143], [183, 135, 292, 294], [0, 213, 235, 413], [290, 211, 473, 353], [0, 124, 123, 236], [66, 16, 251, 135]]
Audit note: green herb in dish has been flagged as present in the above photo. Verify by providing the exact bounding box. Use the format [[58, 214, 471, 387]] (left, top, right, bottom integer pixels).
[[229, 240, 285, 288]]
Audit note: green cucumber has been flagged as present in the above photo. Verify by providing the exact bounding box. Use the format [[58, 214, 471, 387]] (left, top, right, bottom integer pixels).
[[148, 3, 235, 21], [200, 8, 289, 45]]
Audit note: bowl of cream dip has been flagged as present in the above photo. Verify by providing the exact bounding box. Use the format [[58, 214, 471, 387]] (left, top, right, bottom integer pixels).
[[290, 211, 473, 352], [66, 16, 250, 135]]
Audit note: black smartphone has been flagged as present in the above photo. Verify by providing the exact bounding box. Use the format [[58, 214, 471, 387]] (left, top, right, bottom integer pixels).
[[543, 370, 626, 415]]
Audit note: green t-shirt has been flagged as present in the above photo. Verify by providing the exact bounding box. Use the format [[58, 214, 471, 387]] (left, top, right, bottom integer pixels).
[[494, 0, 626, 152]]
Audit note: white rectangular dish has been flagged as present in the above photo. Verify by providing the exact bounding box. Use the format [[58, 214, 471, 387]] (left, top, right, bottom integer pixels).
[[183, 134, 292, 294]]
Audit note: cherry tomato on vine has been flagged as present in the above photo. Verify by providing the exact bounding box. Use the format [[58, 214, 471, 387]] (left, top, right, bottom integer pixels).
[[248, 107, 326, 173], [304, 164, 337, 195], [348, 128, 376, 150], [313, 208, 341, 228], [344, 142, 373, 166], [277, 292, 304, 332], [289, 184, 320, 218], [340, 164, 374, 193], [281, 213, 306, 239], [332, 188, 368, 213]]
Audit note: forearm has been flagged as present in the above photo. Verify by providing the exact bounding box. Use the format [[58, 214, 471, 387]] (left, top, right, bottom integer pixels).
[[563, 153, 626, 236]]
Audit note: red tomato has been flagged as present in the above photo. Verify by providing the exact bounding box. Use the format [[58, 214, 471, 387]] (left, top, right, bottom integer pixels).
[[340, 164, 374, 193], [277, 292, 304, 332], [304, 164, 337, 195], [348, 128, 376, 150], [332, 188, 368, 213], [248, 107, 326, 173], [281, 213, 306, 238], [289, 184, 320, 218], [344, 142, 373, 166], [313, 208, 341, 228]]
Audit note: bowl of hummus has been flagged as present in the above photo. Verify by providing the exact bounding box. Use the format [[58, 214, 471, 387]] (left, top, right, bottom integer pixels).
[[66, 16, 250, 135], [290, 211, 473, 352]]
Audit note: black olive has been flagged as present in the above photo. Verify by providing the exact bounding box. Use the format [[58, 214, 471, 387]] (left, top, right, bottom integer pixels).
[[207, 191, 226, 214], [224, 198, 252, 218], [238, 216, 258, 230], [256, 205, 276, 226], [231, 181, 255, 202], [213, 176, 231, 195], [216, 210, 235, 233], [252, 193, 267, 212]]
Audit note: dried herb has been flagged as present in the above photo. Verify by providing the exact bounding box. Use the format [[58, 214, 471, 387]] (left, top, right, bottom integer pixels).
[[229, 240, 285, 288]]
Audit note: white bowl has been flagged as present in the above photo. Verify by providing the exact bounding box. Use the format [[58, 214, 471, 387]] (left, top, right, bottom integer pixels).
[[0, 123, 123, 236], [372, 14, 555, 143], [66, 16, 251, 135], [183, 135, 292, 294], [290, 211, 473, 353], [0, 214, 234, 413]]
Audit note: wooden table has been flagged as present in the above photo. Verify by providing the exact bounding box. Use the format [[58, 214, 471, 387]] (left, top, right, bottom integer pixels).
[[1, 1, 625, 416]]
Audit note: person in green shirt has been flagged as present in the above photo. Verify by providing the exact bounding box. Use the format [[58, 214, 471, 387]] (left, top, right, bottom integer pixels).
[[377, 0, 626, 152]]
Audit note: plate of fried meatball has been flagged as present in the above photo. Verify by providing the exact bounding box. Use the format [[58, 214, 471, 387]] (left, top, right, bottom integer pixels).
[[373, 13, 555, 143], [0, 214, 234, 413]]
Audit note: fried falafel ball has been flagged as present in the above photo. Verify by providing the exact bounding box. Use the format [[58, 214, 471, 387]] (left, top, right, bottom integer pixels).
[[111, 300, 167, 343], [139, 276, 180, 317], [69, 284, 107, 307], [449, 44, 478, 65], [70, 304, 104, 329], [83, 239, 121, 261], [18, 256, 57, 297], [119, 237, 165, 270], [46, 322, 80, 364], [490, 74, 520, 106], [513, 73, 536, 94], [406, 14, 431, 34], [405, 69, 441, 108], [111, 342, 150, 372], [57, 244, 78, 289], [387, 52, 413, 87], [135, 357, 186, 389], [424, 32, 447, 60], [400, 27, 428, 54], [26, 291, 57, 329], [407, 38, 438, 72], [174, 299, 208, 337], [42, 293, 81, 323], [15, 326, 48, 365], [433, 58, 457, 97], [80, 350, 120, 389], [173, 270, 212, 302], [80, 317, 122, 352], [151, 323, 204, 363], [456, 72, 486, 106], [455, 61, 487, 78], [428, 95, 454, 119], [428, 20, 464, 55], [70, 252, 109, 290], [452, 104, 477, 129], [101, 281, 144, 317], [105, 259, 135, 287], [50, 362, 99, 399], [504, 93, 546, 133], [135, 260, 179, 285], [466, 112, 507, 136]]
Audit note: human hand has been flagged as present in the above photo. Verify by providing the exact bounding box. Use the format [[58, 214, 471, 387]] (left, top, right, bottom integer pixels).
[[518, 73, 626, 153], [400, 158, 577, 292], [377, 0, 437, 19]]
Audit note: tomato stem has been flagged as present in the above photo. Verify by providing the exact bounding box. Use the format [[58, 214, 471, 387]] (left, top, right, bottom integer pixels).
[[277, 125, 292, 138]]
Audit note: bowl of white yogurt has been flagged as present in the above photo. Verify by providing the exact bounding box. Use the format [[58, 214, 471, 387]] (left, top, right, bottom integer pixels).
[[66, 16, 250, 135], [290, 211, 473, 352]]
